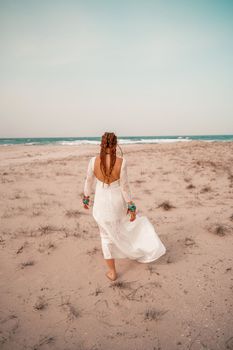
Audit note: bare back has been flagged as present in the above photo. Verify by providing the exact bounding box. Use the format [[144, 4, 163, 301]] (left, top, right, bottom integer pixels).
[[93, 155, 123, 184]]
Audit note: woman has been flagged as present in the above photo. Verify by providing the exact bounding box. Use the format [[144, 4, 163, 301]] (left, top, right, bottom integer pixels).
[[82, 132, 166, 281]]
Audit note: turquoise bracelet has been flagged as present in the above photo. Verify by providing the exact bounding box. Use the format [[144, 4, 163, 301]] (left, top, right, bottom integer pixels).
[[83, 196, 90, 205], [128, 202, 136, 212]]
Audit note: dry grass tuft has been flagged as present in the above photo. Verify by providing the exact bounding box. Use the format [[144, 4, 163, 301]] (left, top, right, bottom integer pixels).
[[144, 308, 167, 321], [207, 223, 229, 237], [86, 247, 100, 255], [215, 225, 226, 236], [32, 335, 55, 348], [196, 160, 217, 168], [109, 280, 132, 290], [38, 225, 54, 235], [166, 256, 173, 264], [65, 209, 82, 218], [38, 225, 62, 235], [146, 264, 157, 274], [146, 265, 153, 273], [38, 241, 56, 253], [34, 296, 48, 310], [72, 231, 82, 239], [94, 287, 103, 296], [134, 179, 146, 184], [20, 259, 35, 268], [184, 237, 196, 246], [200, 185, 212, 193], [157, 200, 175, 210], [48, 241, 55, 249], [68, 304, 80, 319], [59, 296, 81, 319], [186, 183, 195, 189], [16, 241, 28, 254], [1, 177, 14, 183]]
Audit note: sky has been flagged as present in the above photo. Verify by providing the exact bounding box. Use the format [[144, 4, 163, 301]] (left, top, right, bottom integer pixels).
[[0, 0, 233, 137]]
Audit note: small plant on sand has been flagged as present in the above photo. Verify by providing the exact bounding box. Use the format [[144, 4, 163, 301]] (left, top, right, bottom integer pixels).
[[20, 259, 35, 268], [86, 247, 100, 255], [63, 301, 80, 319], [16, 241, 28, 254], [186, 183, 195, 189], [146, 265, 159, 275], [38, 225, 63, 235], [146, 264, 156, 274], [184, 237, 196, 246], [32, 335, 55, 348], [215, 225, 226, 236], [109, 280, 132, 290], [207, 223, 229, 237], [73, 231, 82, 239], [95, 287, 103, 296], [200, 185, 212, 193], [157, 200, 175, 211], [68, 303, 80, 319], [166, 256, 172, 264], [65, 209, 82, 218], [59, 295, 81, 320], [134, 179, 146, 184], [227, 169, 233, 183], [144, 308, 167, 321], [38, 225, 55, 235], [34, 296, 48, 310]]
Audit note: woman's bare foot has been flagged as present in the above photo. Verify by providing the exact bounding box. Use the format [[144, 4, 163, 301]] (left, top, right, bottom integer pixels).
[[105, 270, 117, 281]]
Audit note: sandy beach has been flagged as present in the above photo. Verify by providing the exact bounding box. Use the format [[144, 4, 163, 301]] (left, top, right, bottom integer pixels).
[[0, 140, 233, 350]]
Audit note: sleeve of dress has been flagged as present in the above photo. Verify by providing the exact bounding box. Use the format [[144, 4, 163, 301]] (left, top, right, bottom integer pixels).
[[120, 158, 132, 203], [83, 157, 95, 197]]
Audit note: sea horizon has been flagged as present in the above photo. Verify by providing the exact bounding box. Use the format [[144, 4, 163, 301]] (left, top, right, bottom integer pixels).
[[0, 134, 233, 146]]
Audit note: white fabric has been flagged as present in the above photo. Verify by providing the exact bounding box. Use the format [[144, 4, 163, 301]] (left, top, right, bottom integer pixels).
[[83, 156, 166, 263]]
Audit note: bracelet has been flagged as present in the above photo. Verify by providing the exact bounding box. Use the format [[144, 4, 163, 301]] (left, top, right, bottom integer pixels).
[[83, 195, 90, 205], [128, 202, 136, 212]]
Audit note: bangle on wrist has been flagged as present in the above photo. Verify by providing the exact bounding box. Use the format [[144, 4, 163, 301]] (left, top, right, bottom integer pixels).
[[83, 195, 90, 205], [128, 202, 136, 212]]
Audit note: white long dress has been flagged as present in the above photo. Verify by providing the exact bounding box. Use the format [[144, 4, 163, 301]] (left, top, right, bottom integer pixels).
[[83, 156, 166, 263]]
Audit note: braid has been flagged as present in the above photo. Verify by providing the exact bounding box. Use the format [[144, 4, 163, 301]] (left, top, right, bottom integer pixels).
[[100, 132, 123, 187]]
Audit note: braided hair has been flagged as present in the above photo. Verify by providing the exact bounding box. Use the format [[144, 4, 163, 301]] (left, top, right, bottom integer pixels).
[[100, 132, 123, 187]]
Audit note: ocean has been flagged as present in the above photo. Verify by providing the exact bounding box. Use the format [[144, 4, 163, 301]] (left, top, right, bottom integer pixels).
[[0, 135, 233, 146]]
